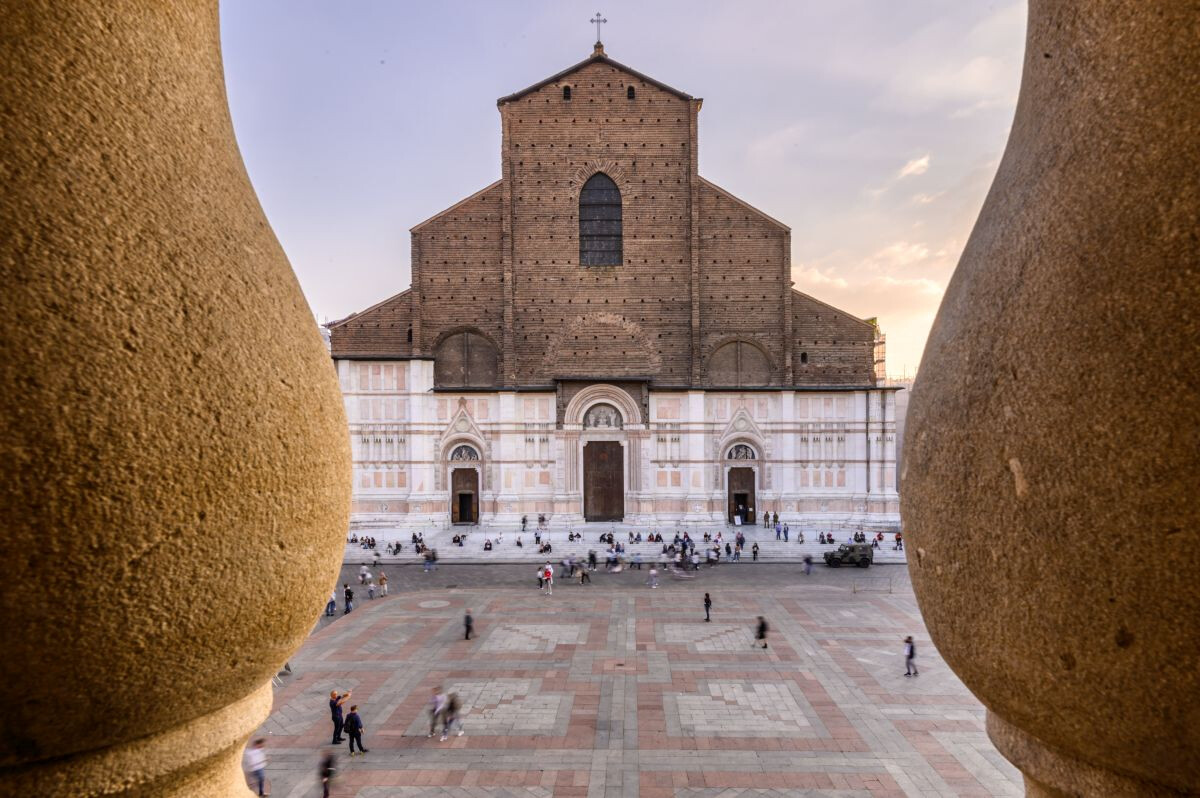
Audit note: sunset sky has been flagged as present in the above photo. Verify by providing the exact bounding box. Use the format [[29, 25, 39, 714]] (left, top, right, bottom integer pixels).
[[221, 1, 1026, 377]]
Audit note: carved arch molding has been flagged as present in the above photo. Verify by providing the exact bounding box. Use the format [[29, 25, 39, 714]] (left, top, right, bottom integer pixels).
[[563, 383, 643, 427]]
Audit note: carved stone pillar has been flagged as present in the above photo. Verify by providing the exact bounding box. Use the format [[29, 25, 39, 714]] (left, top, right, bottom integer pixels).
[[903, 2, 1198, 796], [0, 2, 351, 795]]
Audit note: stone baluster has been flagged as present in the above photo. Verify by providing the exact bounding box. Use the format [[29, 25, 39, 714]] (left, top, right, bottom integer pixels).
[[903, 1, 1198, 795], [1, 2, 350, 795]]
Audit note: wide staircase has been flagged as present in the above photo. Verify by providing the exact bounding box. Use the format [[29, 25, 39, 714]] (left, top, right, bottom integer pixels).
[[345, 520, 906, 566]]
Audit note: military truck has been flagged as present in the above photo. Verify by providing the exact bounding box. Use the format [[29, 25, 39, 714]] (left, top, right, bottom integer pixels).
[[823, 543, 873, 568]]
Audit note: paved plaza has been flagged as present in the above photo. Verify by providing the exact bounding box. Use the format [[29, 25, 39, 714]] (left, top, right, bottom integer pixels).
[[255, 565, 1020, 797]]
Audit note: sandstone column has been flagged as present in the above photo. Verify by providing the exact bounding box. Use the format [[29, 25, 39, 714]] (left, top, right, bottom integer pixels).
[[903, 1, 1198, 796], [0, 2, 350, 795]]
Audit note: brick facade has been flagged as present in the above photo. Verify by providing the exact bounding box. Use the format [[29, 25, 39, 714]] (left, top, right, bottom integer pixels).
[[329, 48, 897, 530], [330, 47, 878, 387]]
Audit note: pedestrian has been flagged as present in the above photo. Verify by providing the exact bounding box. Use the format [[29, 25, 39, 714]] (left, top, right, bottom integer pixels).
[[441, 691, 463, 741], [704, 592, 712, 622], [344, 704, 368, 755], [325, 588, 337, 617], [775, 523, 781, 540], [783, 524, 789, 542], [537, 564, 545, 590], [319, 751, 337, 798], [803, 554, 813, 575], [542, 561, 554, 595], [359, 564, 368, 584], [378, 570, 388, 596], [428, 686, 446, 738], [464, 608, 474, 640], [648, 566, 658, 589], [244, 738, 266, 796], [904, 636, 919, 676], [755, 616, 769, 649], [366, 580, 376, 600], [329, 689, 351, 744], [752, 542, 759, 561], [343, 584, 354, 614]]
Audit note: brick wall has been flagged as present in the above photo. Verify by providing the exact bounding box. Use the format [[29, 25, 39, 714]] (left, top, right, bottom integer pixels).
[[504, 60, 695, 385], [328, 289, 413, 356], [330, 54, 879, 389], [697, 179, 789, 385]]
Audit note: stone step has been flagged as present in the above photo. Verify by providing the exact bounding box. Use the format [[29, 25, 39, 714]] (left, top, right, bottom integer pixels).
[[342, 527, 907, 566]]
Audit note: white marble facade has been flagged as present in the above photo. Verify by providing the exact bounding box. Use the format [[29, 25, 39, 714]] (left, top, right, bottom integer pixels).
[[338, 359, 900, 529]]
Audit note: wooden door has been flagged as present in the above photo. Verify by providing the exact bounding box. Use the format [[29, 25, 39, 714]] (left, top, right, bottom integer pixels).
[[728, 467, 755, 524], [583, 441, 623, 521], [451, 468, 478, 524]]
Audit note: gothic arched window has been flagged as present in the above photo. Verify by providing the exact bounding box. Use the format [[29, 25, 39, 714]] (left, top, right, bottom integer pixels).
[[579, 173, 622, 266], [728, 444, 757, 460]]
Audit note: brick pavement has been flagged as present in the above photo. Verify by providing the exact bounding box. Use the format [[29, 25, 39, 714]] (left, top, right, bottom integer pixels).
[[252, 574, 1020, 797]]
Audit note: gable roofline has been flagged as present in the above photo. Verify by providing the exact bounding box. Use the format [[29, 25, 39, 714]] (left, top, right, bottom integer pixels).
[[326, 288, 412, 329], [497, 51, 698, 106], [410, 180, 503, 232], [790, 287, 877, 332], [696, 176, 790, 232]]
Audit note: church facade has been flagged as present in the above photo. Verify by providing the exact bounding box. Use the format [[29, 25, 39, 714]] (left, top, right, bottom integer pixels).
[[329, 45, 900, 530]]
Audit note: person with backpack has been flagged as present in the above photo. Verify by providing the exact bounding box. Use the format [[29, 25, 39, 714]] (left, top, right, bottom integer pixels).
[[343, 704, 368, 755]]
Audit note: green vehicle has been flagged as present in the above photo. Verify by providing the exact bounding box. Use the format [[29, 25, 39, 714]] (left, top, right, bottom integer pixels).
[[824, 543, 873, 568]]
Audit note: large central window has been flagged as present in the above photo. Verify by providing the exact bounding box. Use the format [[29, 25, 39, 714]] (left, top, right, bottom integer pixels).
[[579, 173, 622, 266]]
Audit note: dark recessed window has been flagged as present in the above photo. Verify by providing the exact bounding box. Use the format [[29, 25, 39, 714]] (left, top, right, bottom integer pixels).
[[627, 86, 635, 100], [800, 352, 809, 365], [579, 173, 622, 267], [563, 86, 572, 101]]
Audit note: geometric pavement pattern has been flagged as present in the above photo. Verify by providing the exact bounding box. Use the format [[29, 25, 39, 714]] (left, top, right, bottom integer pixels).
[[251, 582, 1022, 797]]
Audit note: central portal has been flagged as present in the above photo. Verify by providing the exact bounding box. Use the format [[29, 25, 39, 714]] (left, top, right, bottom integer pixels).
[[728, 467, 756, 524], [583, 441, 624, 521]]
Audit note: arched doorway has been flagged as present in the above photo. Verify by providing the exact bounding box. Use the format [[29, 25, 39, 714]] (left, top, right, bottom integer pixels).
[[726, 444, 757, 525], [583, 403, 624, 521], [448, 444, 480, 524]]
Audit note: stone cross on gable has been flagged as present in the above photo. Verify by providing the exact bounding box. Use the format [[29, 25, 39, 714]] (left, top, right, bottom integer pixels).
[[590, 12, 606, 44]]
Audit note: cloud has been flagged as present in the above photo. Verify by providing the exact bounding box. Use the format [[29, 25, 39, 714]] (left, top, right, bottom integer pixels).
[[866, 154, 932, 198], [897, 154, 930, 179], [910, 191, 943, 205], [866, 241, 932, 271]]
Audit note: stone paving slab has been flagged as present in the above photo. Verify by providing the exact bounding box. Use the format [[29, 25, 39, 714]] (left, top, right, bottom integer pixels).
[[252, 576, 1016, 797]]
